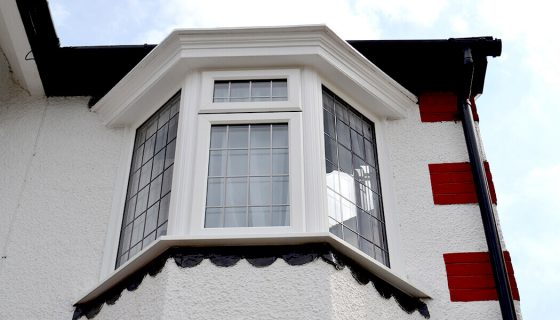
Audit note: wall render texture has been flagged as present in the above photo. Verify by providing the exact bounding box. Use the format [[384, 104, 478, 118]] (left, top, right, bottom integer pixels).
[[0, 60, 126, 319]]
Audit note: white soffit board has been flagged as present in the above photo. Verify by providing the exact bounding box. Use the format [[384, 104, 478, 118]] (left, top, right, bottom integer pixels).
[[92, 25, 418, 127], [0, 0, 44, 96]]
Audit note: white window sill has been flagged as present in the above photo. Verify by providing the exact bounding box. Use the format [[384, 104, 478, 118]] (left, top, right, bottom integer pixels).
[[76, 234, 429, 305]]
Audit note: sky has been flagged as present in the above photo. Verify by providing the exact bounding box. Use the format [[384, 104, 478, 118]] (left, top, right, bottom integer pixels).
[[48, 1, 559, 319]]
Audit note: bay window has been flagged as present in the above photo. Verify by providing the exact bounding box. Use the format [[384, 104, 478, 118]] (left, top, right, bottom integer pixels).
[[89, 26, 429, 304]]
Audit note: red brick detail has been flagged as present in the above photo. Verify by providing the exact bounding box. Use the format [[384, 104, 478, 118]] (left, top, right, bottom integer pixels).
[[429, 162, 497, 205], [444, 251, 520, 302], [418, 92, 479, 122]]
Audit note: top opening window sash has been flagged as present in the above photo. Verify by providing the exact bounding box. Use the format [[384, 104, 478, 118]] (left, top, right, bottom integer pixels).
[[213, 79, 288, 103], [200, 69, 302, 113]]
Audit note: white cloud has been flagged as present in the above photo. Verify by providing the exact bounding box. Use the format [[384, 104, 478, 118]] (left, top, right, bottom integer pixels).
[[449, 15, 469, 34], [136, 0, 383, 43], [355, 0, 449, 27]]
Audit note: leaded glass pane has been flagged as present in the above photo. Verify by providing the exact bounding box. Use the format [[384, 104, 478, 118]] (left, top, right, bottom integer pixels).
[[116, 92, 180, 269], [322, 87, 389, 267]]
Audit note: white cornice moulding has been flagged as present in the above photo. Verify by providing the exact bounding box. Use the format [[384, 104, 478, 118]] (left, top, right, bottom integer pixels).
[[92, 25, 417, 127]]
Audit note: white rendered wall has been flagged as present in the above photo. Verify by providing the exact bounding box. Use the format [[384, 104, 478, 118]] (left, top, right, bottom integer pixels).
[[95, 258, 427, 320], [0, 53, 126, 319]]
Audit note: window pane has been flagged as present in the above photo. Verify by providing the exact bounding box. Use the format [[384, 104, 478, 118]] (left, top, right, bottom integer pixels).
[[158, 107, 170, 129], [324, 135, 338, 165], [349, 110, 362, 133], [341, 198, 357, 232], [326, 168, 339, 193], [224, 207, 246, 227], [327, 189, 342, 222], [272, 124, 288, 147], [249, 149, 270, 176], [322, 91, 334, 113], [205, 208, 223, 228], [210, 126, 227, 149], [351, 130, 365, 159], [148, 175, 162, 207], [272, 176, 289, 205], [165, 140, 176, 169], [117, 92, 180, 269], [228, 150, 248, 176], [128, 171, 140, 198], [152, 149, 165, 178], [206, 178, 225, 207], [145, 203, 159, 236], [228, 125, 249, 148], [168, 115, 178, 143], [131, 145, 144, 172], [335, 100, 348, 123], [272, 149, 288, 175], [323, 111, 336, 138], [226, 177, 247, 206], [143, 232, 156, 248], [249, 177, 270, 206], [155, 123, 168, 153], [338, 146, 353, 175], [214, 82, 229, 100], [130, 214, 146, 247], [322, 87, 388, 267], [230, 81, 250, 100], [336, 120, 351, 149], [271, 206, 289, 226], [139, 159, 153, 190], [124, 196, 136, 225], [161, 165, 173, 196], [208, 150, 227, 176], [249, 206, 271, 227], [329, 220, 343, 239], [343, 227, 359, 248], [250, 125, 270, 148], [271, 80, 287, 98], [251, 81, 271, 98], [135, 187, 149, 217], [359, 238, 375, 257], [143, 134, 155, 163], [158, 193, 170, 226]]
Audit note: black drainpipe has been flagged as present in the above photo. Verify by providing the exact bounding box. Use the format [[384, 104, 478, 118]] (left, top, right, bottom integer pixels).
[[459, 45, 517, 320]]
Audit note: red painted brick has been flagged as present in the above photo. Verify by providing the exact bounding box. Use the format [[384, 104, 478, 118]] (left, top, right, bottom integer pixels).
[[449, 289, 499, 302], [419, 92, 480, 122], [429, 162, 497, 205], [443, 252, 520, 301]]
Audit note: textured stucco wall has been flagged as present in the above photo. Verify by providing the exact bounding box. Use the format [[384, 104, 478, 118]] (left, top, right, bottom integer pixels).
[[0, 60, 126, 319], [95, 258, 427, 320]]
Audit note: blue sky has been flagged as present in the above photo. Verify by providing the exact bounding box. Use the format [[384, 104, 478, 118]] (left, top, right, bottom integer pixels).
[[49, 1, 559, 318]]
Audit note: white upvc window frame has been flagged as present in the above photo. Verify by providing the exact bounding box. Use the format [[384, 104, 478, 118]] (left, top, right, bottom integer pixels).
[[190, 112, 305, 236]]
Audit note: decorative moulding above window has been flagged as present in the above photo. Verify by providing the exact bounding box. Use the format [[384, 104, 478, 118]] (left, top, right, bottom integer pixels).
[[91, 25, 417, 127]]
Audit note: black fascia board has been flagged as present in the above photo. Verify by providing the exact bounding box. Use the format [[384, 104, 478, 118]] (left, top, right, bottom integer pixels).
[[16, 0, 500, 103]]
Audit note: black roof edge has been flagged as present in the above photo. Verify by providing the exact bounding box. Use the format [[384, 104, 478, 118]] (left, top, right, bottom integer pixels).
[[15, 0, 501, 103]]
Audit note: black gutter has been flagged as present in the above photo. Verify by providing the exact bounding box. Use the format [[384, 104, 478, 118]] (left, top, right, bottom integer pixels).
[[458, 41, 517, 320]]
